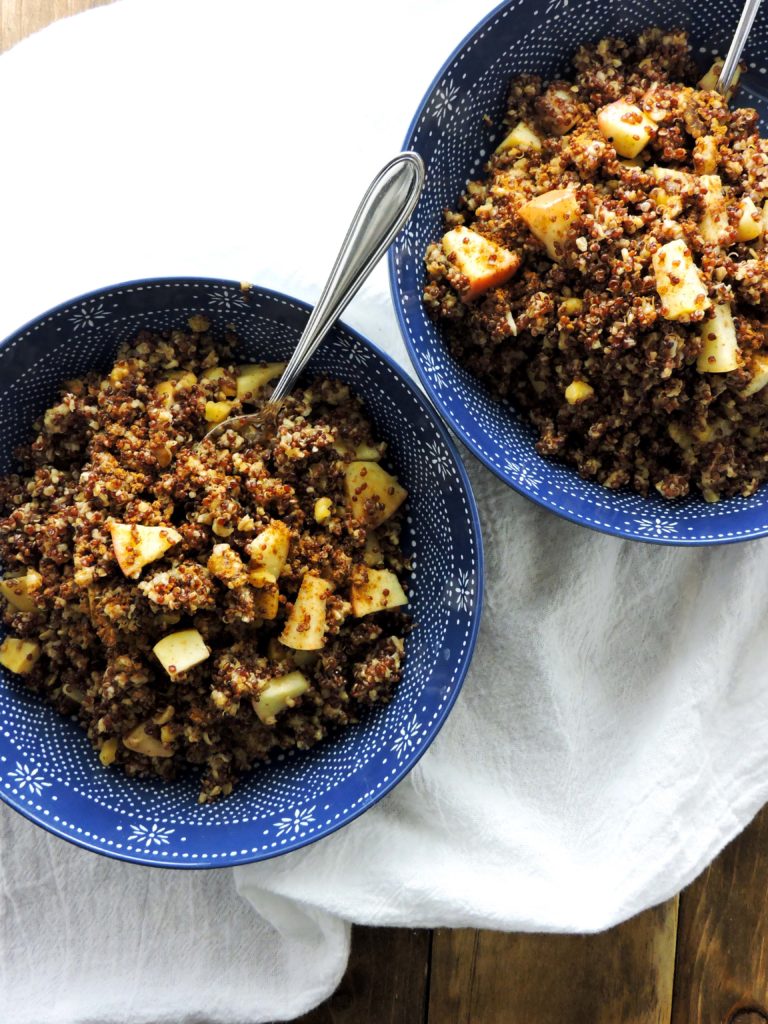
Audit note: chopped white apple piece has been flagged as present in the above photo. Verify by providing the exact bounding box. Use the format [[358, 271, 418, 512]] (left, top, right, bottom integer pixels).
[[495, 121, 542, 153], [737, 197, 763, 242], [693, 135, 719, 175], [153, 628, 210, 678], [247, 521, 291, 578], [280, 573, 333, 651], [207, 543, 248, 588], [313, 497, 332, 524], [252, 671, 310, 725], [248, 567, 277, 588], [518, 188, 579, 260], [699, 175, 729, 245], [155, 373, 196, 408], [698, 60, 740, 98], [0, 569, 42, 612], [564, 381, 594, 404], [202, 366, 237, 396], [109, 522, 182, 580], [441, 226, 521, 301], [123, 719, 174, 758], [252, 585, 279, 620], [204, 400, 234, 423], [235, 362, 286, 402], [648, 166, 695, 189], [351, 568, 408, 618], [99, 738, 119, 766], [0, 637, 40, 674], [344, 462, 407, 528], [597, 100, 655, 158], [697, 303, 740, 373], [650, 187, 682, 219], [741, 353, 768, 396], [652, 239, 711, 322], [332, 438, 382, 461]]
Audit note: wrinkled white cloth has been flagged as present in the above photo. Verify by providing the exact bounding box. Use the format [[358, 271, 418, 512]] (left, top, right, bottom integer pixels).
[[3, 1, 768, 1022]]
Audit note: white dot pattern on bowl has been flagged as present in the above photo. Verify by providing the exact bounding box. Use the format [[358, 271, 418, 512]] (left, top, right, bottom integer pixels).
[[0, 279, 482, 866], [392, 0, 768, 545]]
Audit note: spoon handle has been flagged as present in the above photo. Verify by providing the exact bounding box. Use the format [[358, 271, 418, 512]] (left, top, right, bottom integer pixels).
[[716, 0, 763, 94], [269, 151, 425, 403]]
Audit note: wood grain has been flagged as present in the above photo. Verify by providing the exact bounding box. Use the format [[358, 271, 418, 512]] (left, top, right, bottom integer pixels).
[[428, 901, 679, 1024], [297, 926, 431, 1024], [0, 0, 110, 52], [672, 804, 768, 1024]]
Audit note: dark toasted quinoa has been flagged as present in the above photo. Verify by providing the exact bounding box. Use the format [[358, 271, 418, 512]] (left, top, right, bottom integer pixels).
[[424, 28, 768, 502], [0, 319, 409, 802]]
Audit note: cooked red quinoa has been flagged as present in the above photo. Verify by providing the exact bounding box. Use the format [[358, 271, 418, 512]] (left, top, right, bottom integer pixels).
[[0, 318, 409, 802], [424, 28, 768, 502]]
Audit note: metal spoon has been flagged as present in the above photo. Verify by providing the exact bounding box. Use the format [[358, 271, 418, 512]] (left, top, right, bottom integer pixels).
[[205, 151, 425, 440], [716, 0, 763, 94]]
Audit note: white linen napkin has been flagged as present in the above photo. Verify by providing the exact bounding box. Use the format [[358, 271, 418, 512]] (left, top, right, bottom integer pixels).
[[3, 2, 768, 1022]]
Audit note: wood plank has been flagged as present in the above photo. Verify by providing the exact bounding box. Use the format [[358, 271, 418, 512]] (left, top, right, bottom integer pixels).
[[0, 0, 111, 53], [297, 926, 431, 1024], [672, 804, 768, 1024], [429, 900, 679, 1024]]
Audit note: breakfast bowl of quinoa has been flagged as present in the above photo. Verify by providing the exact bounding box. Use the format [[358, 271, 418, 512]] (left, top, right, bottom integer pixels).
[[390, 0, 768, 543], [0, 277, 482, 866]]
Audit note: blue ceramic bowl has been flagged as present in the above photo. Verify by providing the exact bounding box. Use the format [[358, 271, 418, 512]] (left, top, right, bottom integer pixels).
[[0, 278, 483, 867], [390, 0, 768, 545]]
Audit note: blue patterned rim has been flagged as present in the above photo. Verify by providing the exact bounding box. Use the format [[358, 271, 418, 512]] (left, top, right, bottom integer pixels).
[[390, 0, 768, 545], [0, 277, 483, 867]]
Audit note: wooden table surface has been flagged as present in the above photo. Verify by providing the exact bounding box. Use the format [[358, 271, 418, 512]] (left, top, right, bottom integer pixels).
[[4, 3, 768, 1022]]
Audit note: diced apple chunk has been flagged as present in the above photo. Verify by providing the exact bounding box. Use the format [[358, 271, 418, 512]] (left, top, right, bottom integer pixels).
[[247, 521, 291, 578], [737, 197, 763, 242], [202, 366, 237, 396], [697, 303, 740, 373], [204, 400, 234, 423], [155, 373, 196, 408], [741, 354, 768, 396], [0, 569, 42, 612], [597, 100, 655, 158], [565, 381, 594, 404], [698, 60, 740, 98], [235, 362, 286, 402], [332, 438, 382, 461], [652, 239, 711, 322], [518, 188, 579, 260], [123, 720, 174, 758], [344, 462, 407, 528], [495, 121, 542, 153], [441, 226, 521, 301], [280, 573, 333, 651], [648, 166, 695, 189], [252, 671, 310, 725], [252, 584, 279, 620], [109, 522, 182, 580], [153, 628, 210, 678], [699, 175, 729, 245], [0, 637, 41, 674], [693, 135, 719, 175], [351, 568, 408, 618]]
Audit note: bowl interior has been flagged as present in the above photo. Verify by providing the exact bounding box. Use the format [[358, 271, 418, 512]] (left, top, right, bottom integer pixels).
[[0, 278, 482, 866], [391, 0, 768, 544]]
